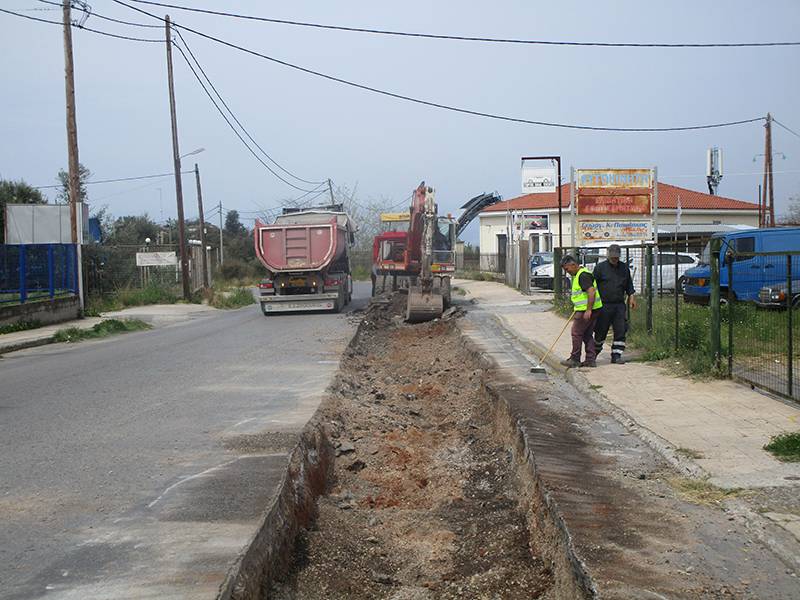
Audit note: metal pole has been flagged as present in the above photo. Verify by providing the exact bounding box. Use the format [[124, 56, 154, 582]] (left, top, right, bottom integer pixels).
[[710, 238, 721, 369], [675, 243, 679, 351], [219, 200, 224, 264], [788, 255, 793, 398], [556, 158, 562, 248], [646, 245, 653, 334], [164, 15, 191, 300], [62, 0, 84, 312], [553, 247, 563, 302], [327, 178, 335, 204], [195, 163, 209, 289], [728, 258, 734, 377], [570, 167, 576, 247]]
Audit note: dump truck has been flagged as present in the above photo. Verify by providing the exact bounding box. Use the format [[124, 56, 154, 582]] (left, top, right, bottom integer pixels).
[[254, 204, 355, 315]]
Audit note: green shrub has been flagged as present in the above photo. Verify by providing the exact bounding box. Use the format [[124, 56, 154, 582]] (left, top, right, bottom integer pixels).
[[54, 319, 150, 343], [210, 287, 255, 309], [764, 432, 800, 462], [0, 320, 42, 335]]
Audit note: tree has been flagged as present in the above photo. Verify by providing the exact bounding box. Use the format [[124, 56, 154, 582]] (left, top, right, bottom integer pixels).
[[107, 214, 160, 246], [779, 194, 800, 225], [0, 178, 47, 243], [224, 210, 246, 235], [56, 162, 92, 204]]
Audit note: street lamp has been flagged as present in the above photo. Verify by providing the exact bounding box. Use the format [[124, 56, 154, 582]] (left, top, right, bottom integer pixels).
[[180, 147, 205, 159]]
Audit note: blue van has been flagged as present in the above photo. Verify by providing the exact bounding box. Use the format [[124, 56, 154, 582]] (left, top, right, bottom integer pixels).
[[683, 227, 800, 303]]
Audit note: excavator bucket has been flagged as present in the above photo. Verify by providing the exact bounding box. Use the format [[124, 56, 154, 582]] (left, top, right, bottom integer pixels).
[[406, 287, 444, 323]]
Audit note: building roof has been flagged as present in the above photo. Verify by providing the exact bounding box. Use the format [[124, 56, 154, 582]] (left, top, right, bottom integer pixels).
[[482, 182, 758, 213]]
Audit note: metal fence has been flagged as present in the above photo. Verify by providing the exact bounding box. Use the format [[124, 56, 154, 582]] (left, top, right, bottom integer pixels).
[[0, 243, 79, 304], [544, 240, 799, 402], [83, 244, 213, 298]]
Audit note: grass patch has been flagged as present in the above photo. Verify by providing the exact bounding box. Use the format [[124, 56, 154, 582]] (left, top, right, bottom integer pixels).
[[209, 287, 255, 309], [456, 271, 498, 281], [351, 265, 371, 281], [53, 319, 151, 343], [86, 283, 183, 315], [589, 384, 603, 390], [452, 286, 467, 296], [675, 447, 705, 460], [668, 476, 744, 506], [0, 320, 42, 335], [764, 432, 800, 462]]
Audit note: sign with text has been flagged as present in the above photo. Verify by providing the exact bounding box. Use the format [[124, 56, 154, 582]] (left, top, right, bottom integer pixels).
[[577, 193, 651, 216], [576, 168, 653, 189], [579, 220, 652, 241], [521, 166, 557, 194], [136, 251, 177, 267]]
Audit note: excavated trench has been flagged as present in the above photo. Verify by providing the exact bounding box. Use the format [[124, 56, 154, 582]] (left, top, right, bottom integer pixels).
[[259, 295, 587, 599]]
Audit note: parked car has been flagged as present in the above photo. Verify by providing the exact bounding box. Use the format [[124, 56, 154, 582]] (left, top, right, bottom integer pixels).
[[684, 227, 800, 304], [529, 251, 553, 270], [756, 280, 800, 309], [652, 251, 700, 292]]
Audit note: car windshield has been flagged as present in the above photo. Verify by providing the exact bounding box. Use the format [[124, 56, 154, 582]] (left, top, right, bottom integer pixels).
[[699, 241, 711, 265], [531, 252, 553, 266]]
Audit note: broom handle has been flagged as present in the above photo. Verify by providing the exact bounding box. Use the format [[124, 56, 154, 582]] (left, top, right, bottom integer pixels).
[[539, 311, 576, 365]]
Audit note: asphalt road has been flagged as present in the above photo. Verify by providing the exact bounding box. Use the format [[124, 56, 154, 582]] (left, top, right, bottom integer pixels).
[[0, 283, 369, 599]]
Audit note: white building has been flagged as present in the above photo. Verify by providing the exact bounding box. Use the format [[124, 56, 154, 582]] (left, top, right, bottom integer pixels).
[[479, 182, 759, 267]]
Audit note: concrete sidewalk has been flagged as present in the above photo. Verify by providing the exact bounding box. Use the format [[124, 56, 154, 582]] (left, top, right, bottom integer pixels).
[[0, 303, 218, 355], [454, 279, 800, 490]]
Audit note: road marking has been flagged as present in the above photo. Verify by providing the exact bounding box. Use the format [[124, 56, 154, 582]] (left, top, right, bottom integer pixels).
[[232, 417, 256, 428]]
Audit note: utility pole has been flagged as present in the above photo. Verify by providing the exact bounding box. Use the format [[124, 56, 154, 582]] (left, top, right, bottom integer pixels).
[[218, 200, 224, 264], [763, 113, 775, 228], [194, 163, 209, 289], [62, 0, 84, 311], [164, 15, 191, 299], [327, 178, 335, 204]]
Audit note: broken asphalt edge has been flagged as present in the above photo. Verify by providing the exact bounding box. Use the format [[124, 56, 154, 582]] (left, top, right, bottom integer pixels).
[[458, 324, 599, 600], [491, 312, 708, 481]]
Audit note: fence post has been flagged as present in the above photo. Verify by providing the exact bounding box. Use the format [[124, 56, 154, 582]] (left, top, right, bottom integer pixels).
[[646, 245, 653, 334], [710, 237, 721, 370], [728, 258, 734, 377], [19, 245, 28, 304], [47, 244, 55, 299], [674, 244, 679, 351], [788, 255, 794, 398], [553, 247, 563, 302]]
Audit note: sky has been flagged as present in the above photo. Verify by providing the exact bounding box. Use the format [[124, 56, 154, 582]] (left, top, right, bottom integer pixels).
[[1, 0, 799, 244]]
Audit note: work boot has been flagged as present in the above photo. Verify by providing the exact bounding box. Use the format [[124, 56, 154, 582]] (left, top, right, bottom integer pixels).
[[611, 355, 626, 365], [580, 360, 597, 368], [559, 358, 581, 368]]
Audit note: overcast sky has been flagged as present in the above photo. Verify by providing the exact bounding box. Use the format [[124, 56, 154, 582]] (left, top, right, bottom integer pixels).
[[1, 0, 798, 243]]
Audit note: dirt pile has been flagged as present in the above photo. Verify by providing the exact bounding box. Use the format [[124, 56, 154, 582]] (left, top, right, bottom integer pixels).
[[270, 297, 554, 599]]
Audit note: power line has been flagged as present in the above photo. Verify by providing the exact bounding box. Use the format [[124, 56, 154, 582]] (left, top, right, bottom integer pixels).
[[112, 1, 768, 133], [175, 29, 326, 186], [773, 118, 800, 140], [36, 0, 161, 28], [171, 38, 319, 193], [0, 6, 162, 42], [125, 0, 800, 49], [34, 170, 192, 189]]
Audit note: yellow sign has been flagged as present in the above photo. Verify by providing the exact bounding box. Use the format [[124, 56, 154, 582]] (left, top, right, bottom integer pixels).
[[577, 169, 653, 189], [380, 212, 410, 222]]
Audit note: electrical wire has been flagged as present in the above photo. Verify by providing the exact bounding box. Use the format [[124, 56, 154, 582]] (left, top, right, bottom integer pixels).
[[175, 29, 326, 186], [37, 0, 161, 28], [112, 1, 768, 133], [34, 171, 192, 189], [125, 0, 800, 49], [0, 6, 162, 42], [172, 39, 319, 193], [773, 118, 800, 140]]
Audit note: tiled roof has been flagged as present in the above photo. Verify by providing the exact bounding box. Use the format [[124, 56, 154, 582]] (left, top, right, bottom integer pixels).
[[482, 182, 758, 213]]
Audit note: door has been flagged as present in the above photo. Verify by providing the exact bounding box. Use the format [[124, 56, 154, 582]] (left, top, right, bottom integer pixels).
[[728, 235, 758, 300], [497, 234, 507, 273]]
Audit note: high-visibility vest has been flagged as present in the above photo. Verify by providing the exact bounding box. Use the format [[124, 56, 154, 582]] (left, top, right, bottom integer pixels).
[[571, 267, 603, 311]]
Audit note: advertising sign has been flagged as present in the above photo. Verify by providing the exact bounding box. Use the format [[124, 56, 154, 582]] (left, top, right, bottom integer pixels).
[[136, 251, 178, 267], [521, 214, 549, 230], [576, 169, 653, 189], [579, 221, 652, 241], [521, 166, 557, 194], [577, 194, 651, 216]]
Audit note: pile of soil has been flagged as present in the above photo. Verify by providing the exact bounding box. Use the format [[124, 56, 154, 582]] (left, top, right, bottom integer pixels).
[[271, 296, 553, 599]]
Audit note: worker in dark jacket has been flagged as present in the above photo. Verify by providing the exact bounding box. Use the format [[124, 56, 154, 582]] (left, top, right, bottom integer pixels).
[[593, 244, 636, 364]]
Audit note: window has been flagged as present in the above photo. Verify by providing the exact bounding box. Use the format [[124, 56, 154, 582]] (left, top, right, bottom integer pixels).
[[678, 254, 695, 264], [658, 253, 677, 265], [734, 237, 755, 261]]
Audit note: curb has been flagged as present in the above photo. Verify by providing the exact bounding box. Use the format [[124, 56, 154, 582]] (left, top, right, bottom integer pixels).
[[0, 335, 58, 356], [491, 311, 708, 480]]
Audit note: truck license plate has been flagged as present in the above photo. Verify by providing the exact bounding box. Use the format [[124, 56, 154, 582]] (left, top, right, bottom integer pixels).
[[265, 300, 333, 312], [289, 277, 306, 286]]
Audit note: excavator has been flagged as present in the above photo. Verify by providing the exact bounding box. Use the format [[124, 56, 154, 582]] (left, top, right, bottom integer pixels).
[[372, 182, 502, 322]]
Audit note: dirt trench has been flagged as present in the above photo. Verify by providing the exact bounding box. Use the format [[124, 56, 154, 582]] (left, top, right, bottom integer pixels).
[[269, 296, 560, 599]]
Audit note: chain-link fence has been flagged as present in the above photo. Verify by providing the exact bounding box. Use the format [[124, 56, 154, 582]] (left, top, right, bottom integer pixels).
[[0, 244, 78, 305], [545, 240, 799, 401]]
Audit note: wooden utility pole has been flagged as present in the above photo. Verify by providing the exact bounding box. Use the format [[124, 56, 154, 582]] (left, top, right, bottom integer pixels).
[[327, 178, 335, 204], [62, 0, 84, 310], [218, 201, 224, 265], [763, 113, 775, 228], [194, 163, 209, 289], [164, 15, 191, 299]]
